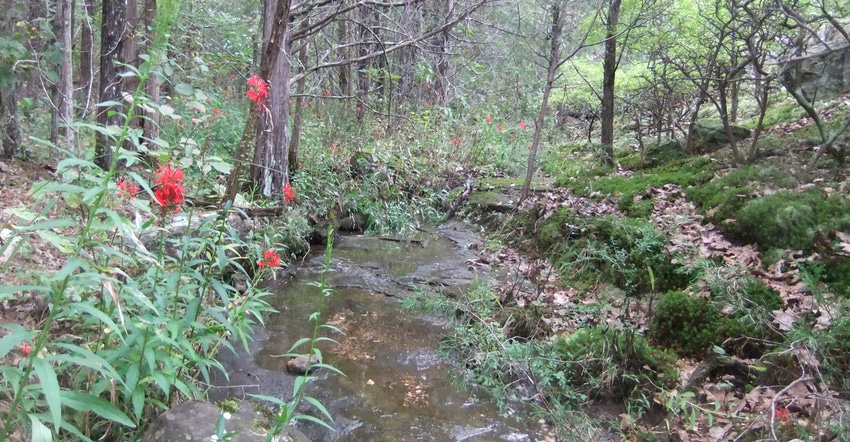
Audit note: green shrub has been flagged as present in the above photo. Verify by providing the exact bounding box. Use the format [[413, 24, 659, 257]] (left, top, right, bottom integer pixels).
[[824, 258, 850, 298], [553, 327, 678, 402], [650, 290, 737, 357], [554, 216, 693, 294], [741, 278, 783, 311]]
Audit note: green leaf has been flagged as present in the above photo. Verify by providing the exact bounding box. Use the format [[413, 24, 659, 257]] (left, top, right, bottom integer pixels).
[[0, 324, 36, 358], [18, 219, 77, 232], [303, 396, 334, 423], [292, 414, 334, 431], [313, 363, 345, 377], [60, 391, 136, 428], [175, 83, 194, 96], [32, 358, 61, 433], [248, 393, 286, 406], [209, 161, 233, 174], [287, 338, 311, 352], [28, 414, 53, 442]]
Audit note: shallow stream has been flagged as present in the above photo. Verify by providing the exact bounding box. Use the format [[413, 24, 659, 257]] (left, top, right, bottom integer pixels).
[[211, 221, 550, 441]]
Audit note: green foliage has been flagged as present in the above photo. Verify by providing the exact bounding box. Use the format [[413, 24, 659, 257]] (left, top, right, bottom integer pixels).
[[735, 189, 850, 252], [786, 304, 850, 392], [824, 258, 850, 298], [549, 215, 693, 295], [553, 327, 678, 403], [560, 157, 716, 218], [650, 291, 738, 357], [686, 165, 801, 232]]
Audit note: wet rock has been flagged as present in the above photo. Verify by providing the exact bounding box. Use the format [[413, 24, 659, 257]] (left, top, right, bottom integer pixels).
[[141, 399, 274, 442], [286, 354, 319, 375]]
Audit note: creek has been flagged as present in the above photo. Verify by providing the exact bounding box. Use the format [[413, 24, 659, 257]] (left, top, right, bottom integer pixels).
[[210, 221, 551, 441]]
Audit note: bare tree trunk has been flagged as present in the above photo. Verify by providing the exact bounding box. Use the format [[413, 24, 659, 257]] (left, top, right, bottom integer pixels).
[[141, 0, 161, 146], [58, 0, 75, 153], [79, 0, 97, 117], [434, 0, 454, 104], [521, 0, 566, 202], [289, 20, 308, 175], [600, 0, 620, 165], [337, 15, 350, 96], [224, 0, 292, 204], [0, 87, 19, 159], [96, 0, 127, 169]]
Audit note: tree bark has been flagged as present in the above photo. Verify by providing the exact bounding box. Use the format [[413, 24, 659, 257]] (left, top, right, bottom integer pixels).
[[251, 0, 293, 200], [521, 0, 565, 202], [289, 22, 308, 175], [600, 0, 620, 165], [96, 0, 127, 170], [58, 0, 75, 153], [141, 0, 161, 147], [79, 0, 97, 117]]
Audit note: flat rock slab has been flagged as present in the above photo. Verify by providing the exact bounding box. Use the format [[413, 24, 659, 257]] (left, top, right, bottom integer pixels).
[[141, 399, 310, 442]]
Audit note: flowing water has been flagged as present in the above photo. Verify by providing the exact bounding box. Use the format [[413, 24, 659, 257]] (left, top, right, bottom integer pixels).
[[211, 222, 552, 441]]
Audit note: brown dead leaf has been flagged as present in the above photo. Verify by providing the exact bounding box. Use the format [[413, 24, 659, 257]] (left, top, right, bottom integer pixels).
[[772, 310, 796, 331]]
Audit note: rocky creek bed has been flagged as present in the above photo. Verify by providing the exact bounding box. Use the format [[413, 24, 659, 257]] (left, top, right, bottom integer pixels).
[[204, 221, 553, 441]]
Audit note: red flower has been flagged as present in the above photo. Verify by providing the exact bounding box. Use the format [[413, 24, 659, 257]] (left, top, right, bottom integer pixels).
[[775, 407, 790, 423], [486, 115, 492, 123], [246, 75, 269, 105], [424, 101, 429, 107], [153, 164, 186, 213], [519, 121, 526, 129], [19, 341, 32, 357], [117, 178, 140, 198], [453, 138, 460, 146], [211, 107, 222, 122], [257, 250, 281, 268], [283, 182, 295, 202], [499, 123, 503, 132]]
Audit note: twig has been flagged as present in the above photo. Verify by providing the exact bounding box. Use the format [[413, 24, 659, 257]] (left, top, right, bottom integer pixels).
[[770, 373, 814, 441]]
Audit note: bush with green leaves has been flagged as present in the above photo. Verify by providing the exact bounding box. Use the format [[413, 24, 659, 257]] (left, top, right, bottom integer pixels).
[[553, 327, 678, 404], [549, 215, 693, 295], [649, 290, 741, 358]]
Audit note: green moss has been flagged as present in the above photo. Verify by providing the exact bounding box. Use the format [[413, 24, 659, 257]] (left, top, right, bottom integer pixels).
[[650, 290, 739, 357], [742, 279, 783, 311], [825, 258, 850, 298], [736, 189, 850, 252], [560, 157, 716, 219], [468, 191, 500, 207]]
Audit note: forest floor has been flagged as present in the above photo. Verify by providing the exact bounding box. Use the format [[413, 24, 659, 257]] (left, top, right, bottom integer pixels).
[[460, 103, 850, 440]]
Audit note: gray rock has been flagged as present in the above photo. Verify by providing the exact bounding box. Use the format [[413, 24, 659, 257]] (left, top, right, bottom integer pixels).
[[141, 399, 310, 442]]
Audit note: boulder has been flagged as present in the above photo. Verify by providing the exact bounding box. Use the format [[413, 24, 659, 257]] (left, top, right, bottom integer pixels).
[[693, 123, 751, 153], [141, 399, 310, 442]]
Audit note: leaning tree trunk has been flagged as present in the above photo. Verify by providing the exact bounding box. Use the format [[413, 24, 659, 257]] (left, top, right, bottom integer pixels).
[[520, 0, 566, 202], [96, 0, 127, 170]]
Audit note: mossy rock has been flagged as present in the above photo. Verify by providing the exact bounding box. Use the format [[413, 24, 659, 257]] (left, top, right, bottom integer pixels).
[[693, 123, 751, 153]]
